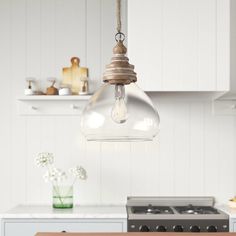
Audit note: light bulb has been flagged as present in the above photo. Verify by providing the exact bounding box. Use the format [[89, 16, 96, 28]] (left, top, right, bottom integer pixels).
[[111, 84, 128, 124]]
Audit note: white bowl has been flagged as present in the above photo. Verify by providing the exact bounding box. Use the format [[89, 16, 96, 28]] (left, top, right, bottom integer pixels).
[[24, 89, 34, 95], [59, 88, 71, 96]]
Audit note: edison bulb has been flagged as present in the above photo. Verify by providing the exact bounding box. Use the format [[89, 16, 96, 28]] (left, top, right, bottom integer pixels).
[[111, 84, 128, 124], [111, 97, 128, 123]]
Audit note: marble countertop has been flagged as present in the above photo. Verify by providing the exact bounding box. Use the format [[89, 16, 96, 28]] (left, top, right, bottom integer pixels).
[[217, 205, 236, 218], [0, 205, 127, 219], [2, 204, 236, 220]]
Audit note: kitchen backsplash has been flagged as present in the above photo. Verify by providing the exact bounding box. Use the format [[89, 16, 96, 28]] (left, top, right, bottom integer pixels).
[[2, 95, 235, 212], [0, 0, 236, 213]]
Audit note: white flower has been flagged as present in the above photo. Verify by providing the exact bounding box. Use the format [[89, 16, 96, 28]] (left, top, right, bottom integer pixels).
[[35, 152, 54, 167], [69, 166, 87, 180], [43, 167, 67, 183]]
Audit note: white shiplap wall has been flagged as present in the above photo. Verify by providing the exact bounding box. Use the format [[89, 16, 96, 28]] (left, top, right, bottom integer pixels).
[[0, 0, 236, 213]]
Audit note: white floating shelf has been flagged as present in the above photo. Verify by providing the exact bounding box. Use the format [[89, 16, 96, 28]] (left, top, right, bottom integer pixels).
[[18, 95, 92, 101], [17, 95, 92, 116], [212, 92, 236, 115], [213, 100, 236, 116]]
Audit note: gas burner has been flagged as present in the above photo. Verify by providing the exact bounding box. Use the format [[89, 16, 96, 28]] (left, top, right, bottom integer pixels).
[[127, 197, 229, 233], [174, 205, 220, 215], [131, 205, 174, 215]]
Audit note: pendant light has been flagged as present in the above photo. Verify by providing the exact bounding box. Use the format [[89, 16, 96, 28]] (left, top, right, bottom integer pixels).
[[80, 0, 160, 141]]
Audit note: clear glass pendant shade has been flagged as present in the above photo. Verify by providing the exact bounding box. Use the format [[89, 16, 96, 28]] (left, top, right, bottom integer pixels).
[[81, 83, 160, 141]]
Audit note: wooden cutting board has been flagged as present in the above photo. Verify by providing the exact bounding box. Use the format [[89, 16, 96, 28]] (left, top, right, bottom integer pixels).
[[62, 57, 88, 95]]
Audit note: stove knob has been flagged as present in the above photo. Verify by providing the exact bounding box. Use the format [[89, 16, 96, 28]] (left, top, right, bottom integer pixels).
[[207, 225, 217, 232], [190, 225, 200, 232], [173, 225, 184, 232], [139, 225, 150, 232], [156, 226, 167, 232]]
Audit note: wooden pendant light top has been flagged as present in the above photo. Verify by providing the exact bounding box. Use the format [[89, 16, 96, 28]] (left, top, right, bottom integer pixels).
[[103, 40, 137, 85], [113, 40, 127, 54]]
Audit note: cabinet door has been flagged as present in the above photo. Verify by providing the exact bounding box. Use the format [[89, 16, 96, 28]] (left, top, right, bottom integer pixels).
[[128, 0, 229, 91], [232, 221, 236, 232], [3, 220, 125, 236]]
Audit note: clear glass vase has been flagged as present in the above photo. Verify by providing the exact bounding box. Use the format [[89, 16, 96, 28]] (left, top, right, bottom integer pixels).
[[52, 185, 73, 209]]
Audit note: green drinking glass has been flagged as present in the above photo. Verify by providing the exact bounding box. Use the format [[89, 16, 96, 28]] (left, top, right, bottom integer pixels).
[[52, 185, 73, 209]]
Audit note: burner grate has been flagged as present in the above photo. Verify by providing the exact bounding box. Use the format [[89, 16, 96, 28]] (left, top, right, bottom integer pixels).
[[174, 205, 220, 215], [131, 205, 174, 215]]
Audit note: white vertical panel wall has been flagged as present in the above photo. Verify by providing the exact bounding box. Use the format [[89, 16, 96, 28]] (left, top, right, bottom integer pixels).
[[0, 0, 236, 213]]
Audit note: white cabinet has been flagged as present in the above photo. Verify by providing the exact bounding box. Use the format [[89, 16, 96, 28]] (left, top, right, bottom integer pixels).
[[2, 219, 126, 236], [128, 0, 230, 91], [230, 218, 236, 232], [0, 205, 127, 236]]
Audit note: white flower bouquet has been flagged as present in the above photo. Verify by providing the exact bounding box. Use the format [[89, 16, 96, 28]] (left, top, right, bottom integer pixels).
[[36, 152, 87, 208]]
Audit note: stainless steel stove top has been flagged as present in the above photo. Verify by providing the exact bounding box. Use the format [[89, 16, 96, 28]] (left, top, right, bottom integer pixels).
[[126, 196, 229, 232]]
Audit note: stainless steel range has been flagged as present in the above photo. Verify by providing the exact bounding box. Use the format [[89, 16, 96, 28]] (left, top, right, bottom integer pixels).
[[126, 196, 229, 232]]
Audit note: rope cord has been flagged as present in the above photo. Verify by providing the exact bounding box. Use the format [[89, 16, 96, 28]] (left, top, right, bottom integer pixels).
[[116, 0, 122, 33]]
